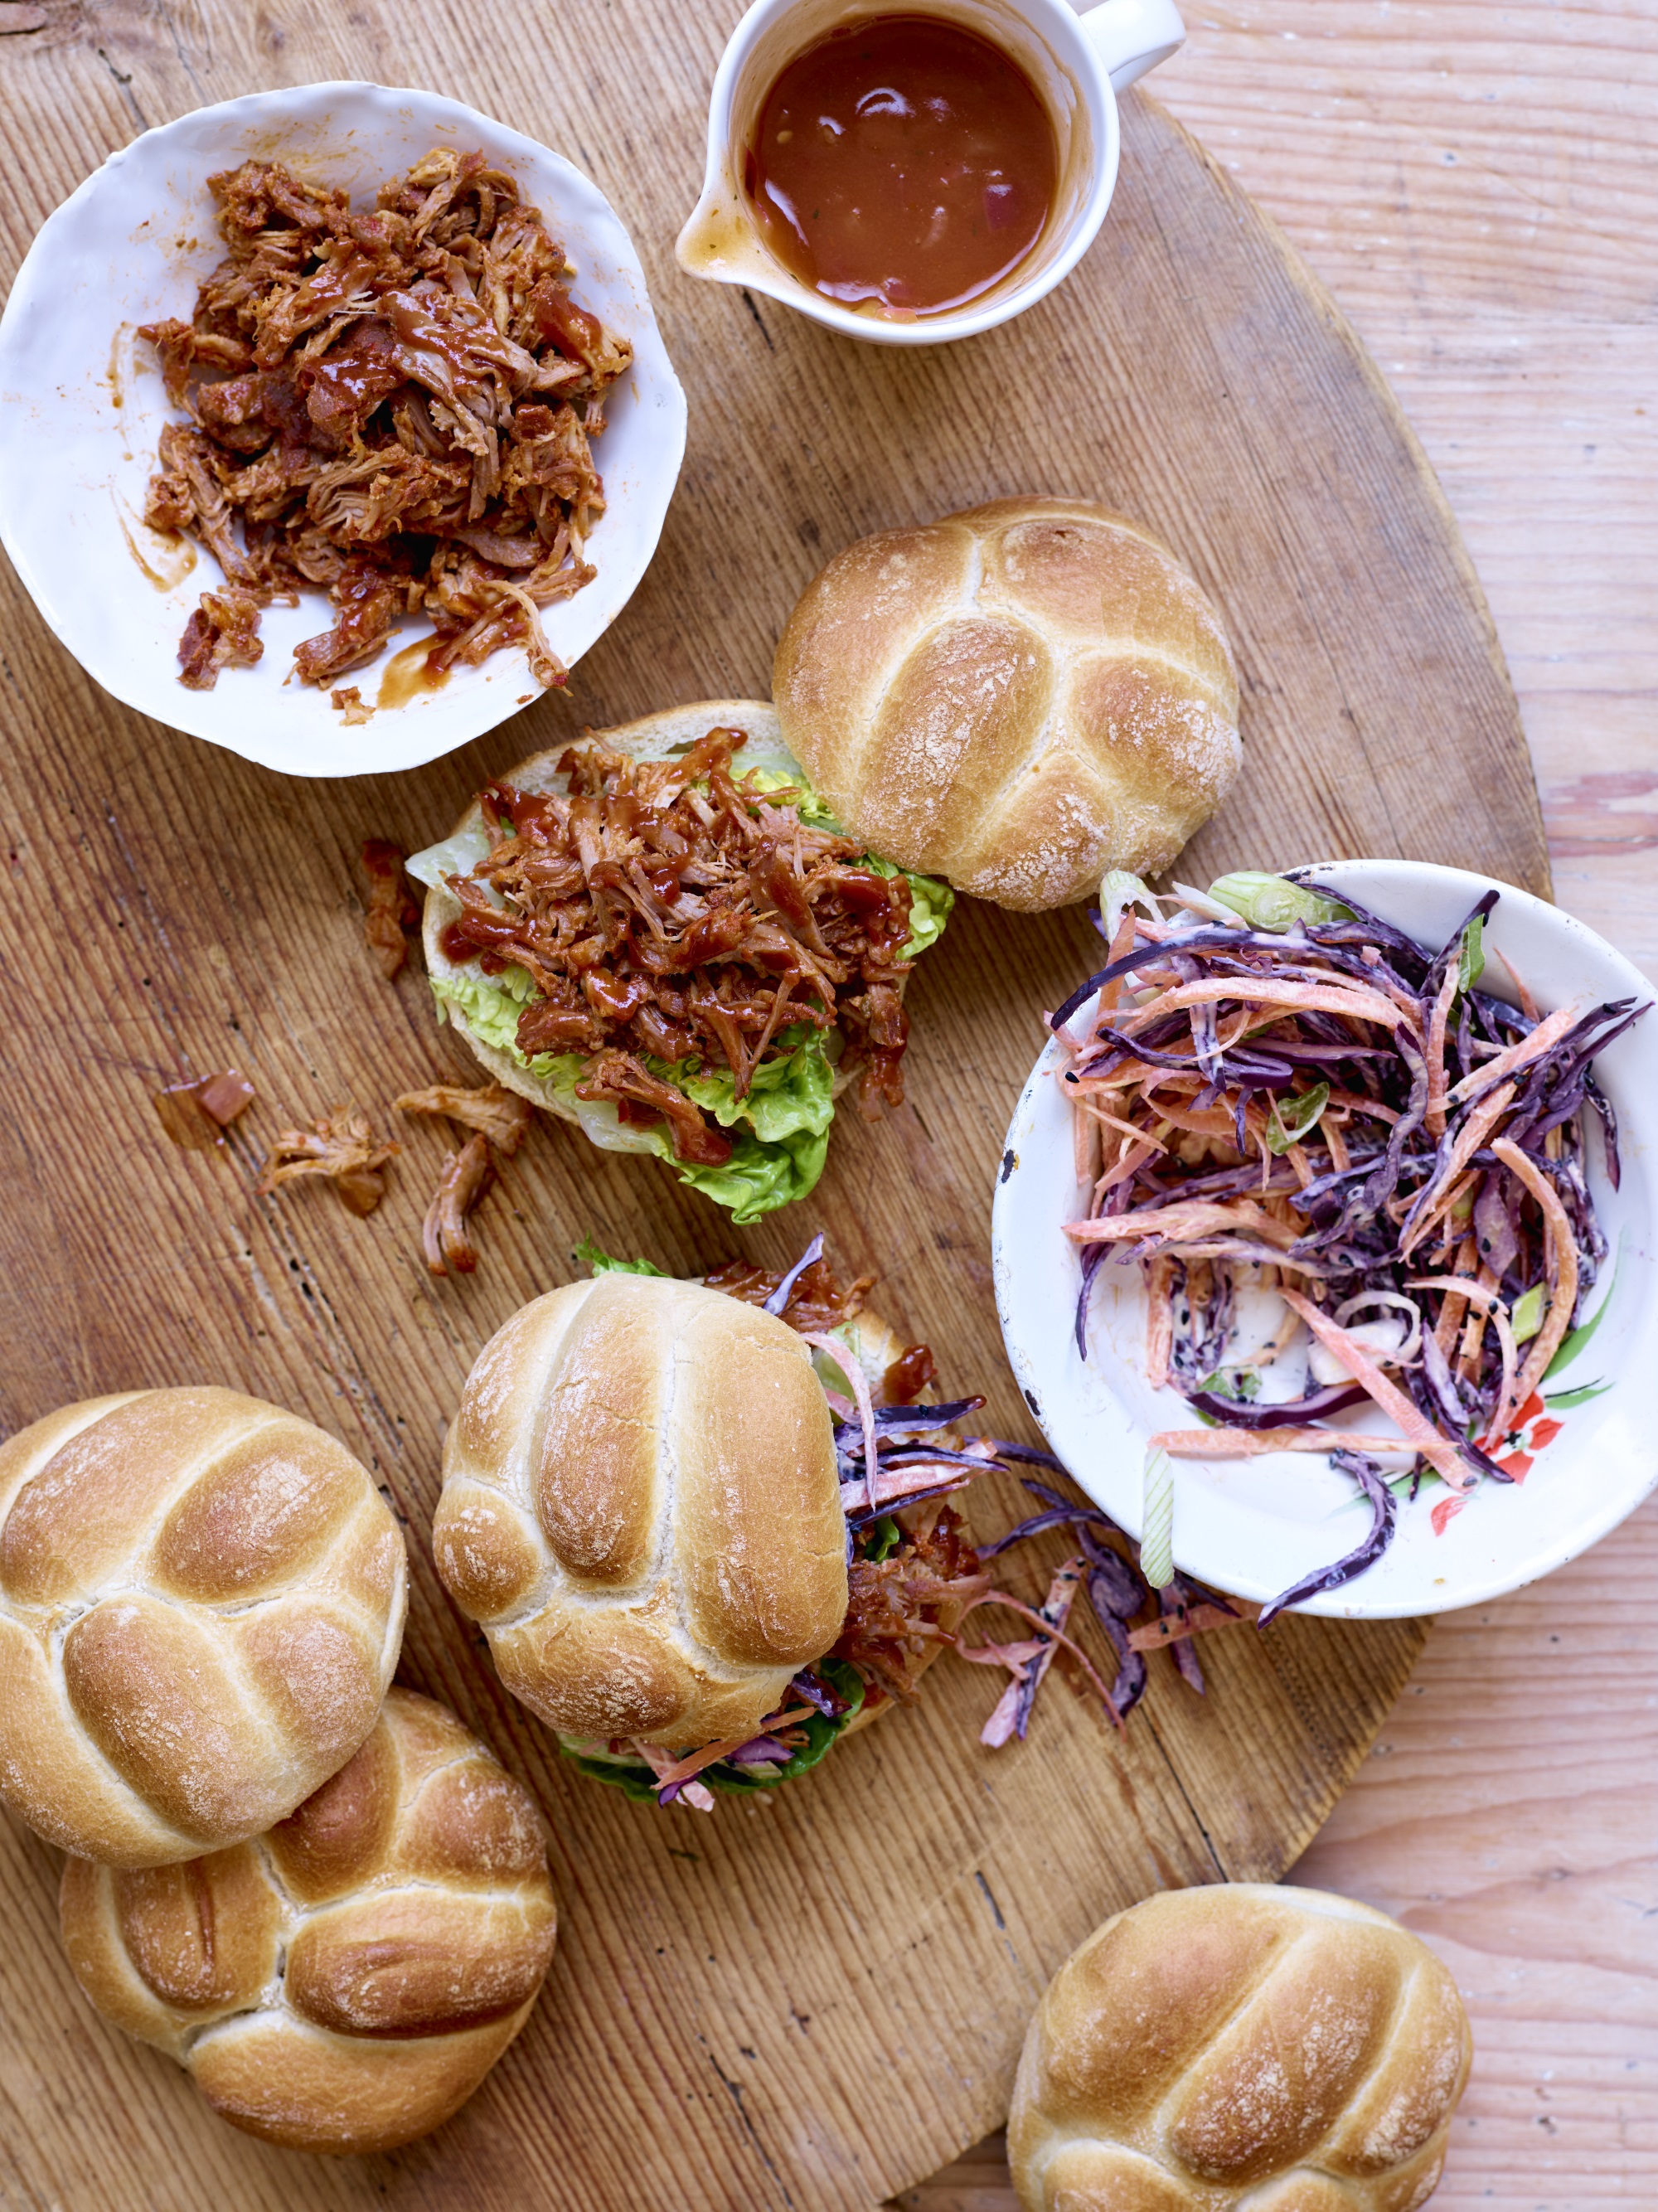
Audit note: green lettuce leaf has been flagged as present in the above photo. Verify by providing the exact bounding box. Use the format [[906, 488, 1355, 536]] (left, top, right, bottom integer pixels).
[[574, 1241, 665, 1278], [554, 1660, 866, 1803], [430, 975, 835, 1224]]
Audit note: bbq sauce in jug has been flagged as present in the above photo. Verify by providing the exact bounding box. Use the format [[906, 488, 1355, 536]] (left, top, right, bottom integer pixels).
[[746, 14, 1059, 317]]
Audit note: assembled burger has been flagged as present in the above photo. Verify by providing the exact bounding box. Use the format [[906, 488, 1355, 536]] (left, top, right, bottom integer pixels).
[[432, 1239, 998, 1808], [407, 703, 952, 1221]]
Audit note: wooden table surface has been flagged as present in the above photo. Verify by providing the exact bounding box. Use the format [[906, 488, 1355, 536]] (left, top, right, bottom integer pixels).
[[908, 4, 1658, 2207]]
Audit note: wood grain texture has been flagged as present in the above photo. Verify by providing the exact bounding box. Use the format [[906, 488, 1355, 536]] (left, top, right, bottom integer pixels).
[[0, 2, 1558, 2207], [909, 3, 1658, 2205]]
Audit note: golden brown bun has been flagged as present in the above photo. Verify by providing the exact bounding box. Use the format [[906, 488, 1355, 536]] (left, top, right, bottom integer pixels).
[[773, 497, 1241, 911], [419, 699, 861, 1121], [1008, 1884, 1473, 2211], [0, 1389, 407, 1866], [60, 1689, 557, 2156], [434, 1276, 849, 1750]]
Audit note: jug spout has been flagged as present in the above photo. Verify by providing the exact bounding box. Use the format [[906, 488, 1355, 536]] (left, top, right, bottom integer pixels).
[[675, 173, 779, 290]]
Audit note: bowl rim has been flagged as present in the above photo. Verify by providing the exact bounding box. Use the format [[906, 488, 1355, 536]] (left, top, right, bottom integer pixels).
[[991, 856, 1658, 1618], [0, 78, 688, 779]]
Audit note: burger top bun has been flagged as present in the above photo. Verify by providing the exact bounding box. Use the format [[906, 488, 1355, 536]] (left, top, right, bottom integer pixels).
[[1009, 1883, 1473, 2212], [773, 497, 1241, 912], [433, 1274, 849, 1750], [0, 1388, 406, 1867]]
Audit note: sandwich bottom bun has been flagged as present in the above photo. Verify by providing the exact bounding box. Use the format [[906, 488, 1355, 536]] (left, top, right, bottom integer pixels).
[[60, 1690, 558, 2156], [417, 700, 861, 1131], [1009, 1883, 1472, 2211]]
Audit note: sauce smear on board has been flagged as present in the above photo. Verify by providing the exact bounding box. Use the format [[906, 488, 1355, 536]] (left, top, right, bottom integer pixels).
[[747, 14, 1058, 317]]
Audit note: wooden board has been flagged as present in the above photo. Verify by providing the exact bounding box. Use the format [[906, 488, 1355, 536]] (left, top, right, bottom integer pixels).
[[0, 3, 1549, 2207]]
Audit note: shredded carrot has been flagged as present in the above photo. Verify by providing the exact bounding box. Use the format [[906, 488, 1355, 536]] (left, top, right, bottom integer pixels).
[[1399, 1083, 1517, 1258], [1064, 1199, 1301, 1250], [1150, 1429, 1417, 1459], [1490, 1139, 1580, 1419], [1128, 976, 1418, 1035], [1493, 944, 1541, 1022], [1446, 1002, 1582, 1105], [1424, 957, 1462, 1138], [1128, 1602, 1252, 1650]]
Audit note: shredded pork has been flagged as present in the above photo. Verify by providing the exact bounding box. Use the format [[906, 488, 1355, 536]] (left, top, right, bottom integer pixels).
[[361, 837, 419, 977], [439, 727, 916, 1158], [139, 149, 628, 692], [421, 1133, 494, 1273], [256, 1103, 398, 1215], [395, 1080, 534, 1155]]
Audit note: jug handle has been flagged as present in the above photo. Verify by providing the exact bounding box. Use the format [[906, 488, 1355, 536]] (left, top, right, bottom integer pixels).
[[1079, 0, 1186, 93]]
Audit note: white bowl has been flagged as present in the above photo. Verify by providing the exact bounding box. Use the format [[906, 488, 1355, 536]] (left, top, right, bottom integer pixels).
[[0, 81, 687, 779], [992, 860, 1658, 1618]]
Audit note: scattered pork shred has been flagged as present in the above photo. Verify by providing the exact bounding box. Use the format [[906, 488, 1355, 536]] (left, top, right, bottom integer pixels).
[[1054, 873, 1647, 1613], [421, 1133, 494, 1274], [395, 1080, 534, 1155], [361, 838, 419, 977], [332, 686, 373, 724], [138, 148, 629, 692], [256, 1102, 398, 1215], [438, 727, 917, 1158]]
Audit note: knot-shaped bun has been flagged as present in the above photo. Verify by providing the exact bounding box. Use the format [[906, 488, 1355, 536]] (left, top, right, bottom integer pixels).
[[773, 496, 1241, 911], [60, 1689, 557, 2155], [1010, 1884, 1472, 2211], [434, 1275, 848, 1749], [0, 1388, 407, 1865]]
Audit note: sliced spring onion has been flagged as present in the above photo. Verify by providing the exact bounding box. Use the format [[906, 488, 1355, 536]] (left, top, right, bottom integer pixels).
[[1206, 872, 1353, 933], [1141, 1446, 1175, 1589], [1457, 914, 1486, 992], [1266, 1081, 1331, 1155], [1509, 1283, 1547, 1344]]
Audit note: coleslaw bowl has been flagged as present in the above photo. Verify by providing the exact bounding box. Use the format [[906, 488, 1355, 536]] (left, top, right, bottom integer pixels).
[[992, 860, 1658, 1618], [0, 81, 686, 779]]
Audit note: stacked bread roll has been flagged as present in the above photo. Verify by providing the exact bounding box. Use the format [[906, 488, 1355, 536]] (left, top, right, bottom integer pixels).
[[61, 1689, 558, 2155], [0, 1385, 557, 2154]]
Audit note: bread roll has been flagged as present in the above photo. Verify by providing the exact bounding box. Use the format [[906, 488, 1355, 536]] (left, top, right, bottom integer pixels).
[[434, 1274, 849, 1749], [60, 1689, 557, 2156], [0, 1388, 406, 1865], [1009, 1884, 1472, 2211], [773, 497, 1241, 910]]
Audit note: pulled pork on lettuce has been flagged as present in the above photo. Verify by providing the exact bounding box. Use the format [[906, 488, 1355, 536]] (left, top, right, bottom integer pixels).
[[409, 728, 953, 1222]]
